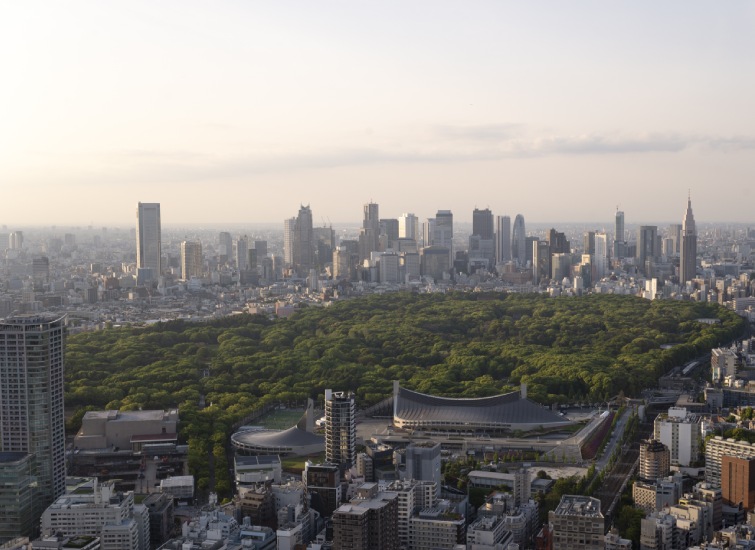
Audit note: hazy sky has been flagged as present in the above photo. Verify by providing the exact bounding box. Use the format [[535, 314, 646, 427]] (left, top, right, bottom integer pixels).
[[2, 1, 754, 226]]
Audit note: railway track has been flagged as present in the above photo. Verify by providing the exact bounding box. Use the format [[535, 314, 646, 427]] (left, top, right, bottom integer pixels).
[[594, 421, 654, 526]]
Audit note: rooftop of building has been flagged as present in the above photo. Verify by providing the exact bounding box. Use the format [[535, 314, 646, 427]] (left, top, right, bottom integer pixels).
[[0, 451, 31, 464], [469, 515, 502, 531], [395, 384, 570, 428], [232, 425, 324, 450], [82, 409, 177, 422], [160, 475, 194, 487], [234, 455, 281, 467], [554, 495, 603, 518]]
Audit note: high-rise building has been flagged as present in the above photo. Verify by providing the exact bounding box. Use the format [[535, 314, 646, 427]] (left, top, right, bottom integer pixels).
[[532, 240, 551, 284], [680, 195, 697, 285], [583, 231, 596, 255], [294, 205, 315, 274], [547, 228, 570, 254], [136, 203, 161, 277], [637, 225, 658, 276], [333, 248, 353, 281], [422, 218, 435, 249], [469, 208, 495, 270], [359, 203, 380, 261], [180, 241, 203, 281], [218, 232, 232, 262], [639, 440, 671, 482], [512, 214, 526, 267], [420, 246, 451, 282], [472, 208, 494, 240], [433, 210, 453, 260], [398, 213, 419, 242], [304, 462, 342, 518], [0, 315, 67, 525], [551, 253, 571, 282], [32, 256, 50, 282], [405, 443, 441, 498], [283, 218, 296, 266], [332, 484, 399, 550], [325, 390, 356, 468], [594, 232, 608, 280], [313, 226, 335, 268], [653, 408, 702, 467], [614, 209, 625, 259], [380, 218, 399, 250], [496, 215, 511, 264], [668, 224, 682, 255], [721, 455, 755, 509], [254, 241, 268, 266], [9, 231, 24, 250], [0, 452, 36, 542], [234, 236, 249, 271]]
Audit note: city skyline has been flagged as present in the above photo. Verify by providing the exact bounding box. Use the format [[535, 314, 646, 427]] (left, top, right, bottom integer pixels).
[[2, 2, 755, 225]]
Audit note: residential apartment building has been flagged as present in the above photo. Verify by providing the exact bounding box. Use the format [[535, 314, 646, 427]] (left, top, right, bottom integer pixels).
[[653, 408, 703, 467], [548, 495, 604, 550]]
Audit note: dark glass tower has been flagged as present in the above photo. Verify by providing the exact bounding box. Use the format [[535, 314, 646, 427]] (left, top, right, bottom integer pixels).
[[0, 315, 66, 524]]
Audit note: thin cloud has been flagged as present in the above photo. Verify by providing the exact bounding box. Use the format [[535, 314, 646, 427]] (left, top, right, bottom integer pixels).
[[54, 131, 755, 186], [432, 123, 524, 142]]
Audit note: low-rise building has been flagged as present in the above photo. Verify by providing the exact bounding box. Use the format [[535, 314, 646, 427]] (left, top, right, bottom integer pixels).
[[409, 507, 466, 550]]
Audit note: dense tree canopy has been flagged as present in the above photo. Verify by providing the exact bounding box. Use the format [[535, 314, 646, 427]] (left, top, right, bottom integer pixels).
[[64, 292, 745, 496]]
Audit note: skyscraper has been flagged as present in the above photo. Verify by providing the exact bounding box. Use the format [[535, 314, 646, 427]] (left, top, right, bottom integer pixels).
[[218, 232, 232, 262], [434, 210, 454, 261], [180, 241, 203, 280], [234, 236, 249, 271], [136, 202, 161, 277], [637, 225, 658, 276], [293, 205, 314, 274], [398, 213, 419, 242], [472, 208, 494, 240], [511, 214, 526, 267], [470, 208, 495, 269], [583, 231, 595, 255], [679, 195, 697, 285], [283, 218, 296, 266], [547, 228, 570, 254], [359, 203, 380, 261], [594, 232, 608, 279], [324, 389, 356, 468], [495, 215, 511, 264], [533, 239, 551, 284], [614, 209, 625, 259], [0, 315, 67, 522]]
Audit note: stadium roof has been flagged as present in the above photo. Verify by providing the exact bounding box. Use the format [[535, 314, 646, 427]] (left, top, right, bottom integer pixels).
[[394, 385, 570, 430], [235, 425, 323, 447]]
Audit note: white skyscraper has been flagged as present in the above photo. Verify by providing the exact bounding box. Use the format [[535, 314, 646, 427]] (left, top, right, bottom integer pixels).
[[399, 213, 419, 241], [136, 202, 162, 276], [594, 232, 608, 279]]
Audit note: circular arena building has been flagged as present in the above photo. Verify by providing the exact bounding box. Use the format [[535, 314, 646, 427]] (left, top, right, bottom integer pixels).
[[393, 381, 572, 433], [231, 401, 324, 457]]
